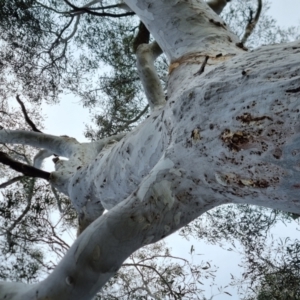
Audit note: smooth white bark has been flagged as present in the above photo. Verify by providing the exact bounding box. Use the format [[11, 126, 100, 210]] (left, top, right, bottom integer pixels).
[[136, 42, 165, 110], [1, 0, 300, 299], [124, 0, 242, 60]]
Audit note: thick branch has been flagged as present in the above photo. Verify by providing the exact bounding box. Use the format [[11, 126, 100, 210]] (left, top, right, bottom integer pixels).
[[133, 0, 234, 109], [92, 133, 126, 153], [0, 151, 50, 180], [33, 149, 54, 169], [125, 0, 240, 60], [0, 130, 79, 158], [132, 22, 150, 53], [136, 42, 165, 110]]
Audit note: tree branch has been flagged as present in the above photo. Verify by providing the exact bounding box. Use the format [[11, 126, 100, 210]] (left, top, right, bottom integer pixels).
[[33, 149, 53, 169], [241, 0, 262, 45], [0, 129, 79, 158], [16, 95, 42, 133], [0, 176, 24, 189], [0, 151, 50, 180], [114, 105, 149, 125], [51, 186, 64, 213], [6, 178, 35, 240], [60, 15, 80, 42], [133, 0, 231, 110], [46, 16, 75, 54], [63, 0, 134, 17], [136, 41, 165, 110], [132, 22, 150, 53]]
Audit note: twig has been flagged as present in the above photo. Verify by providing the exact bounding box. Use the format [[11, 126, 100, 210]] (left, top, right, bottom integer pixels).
[[16, 95, 42, 133], [122, 263, 175, 297], [2, 144, 30, 164], [114, 105, 149, 124], [46, 16, 75, 54], [35, 1, 71, 14], [51, 186, 63, 213], [61, 15, 80, 42], [6, 178, 35, 240], [63, 0, 134, 17]]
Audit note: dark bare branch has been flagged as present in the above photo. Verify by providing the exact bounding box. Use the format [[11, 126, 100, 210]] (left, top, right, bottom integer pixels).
[[114, 105, 149, 124], [0, 151, 50, 180], [63, 0, 134, 17], [0, 176, 24, 189], [241, 0, 262, 45], [16, 95, 42, 133]]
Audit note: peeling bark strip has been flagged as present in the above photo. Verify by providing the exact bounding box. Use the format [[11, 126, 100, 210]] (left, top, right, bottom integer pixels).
[[0, 0, 300, 299]]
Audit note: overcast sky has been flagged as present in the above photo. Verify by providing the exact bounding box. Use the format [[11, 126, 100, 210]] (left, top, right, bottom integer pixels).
[[41, 2, 300, 298], [269, 0, 300, 27]]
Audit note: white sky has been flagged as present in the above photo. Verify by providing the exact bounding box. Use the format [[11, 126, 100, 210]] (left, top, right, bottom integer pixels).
[[41, 2, 300, 298], [269, 0, 300, 27]]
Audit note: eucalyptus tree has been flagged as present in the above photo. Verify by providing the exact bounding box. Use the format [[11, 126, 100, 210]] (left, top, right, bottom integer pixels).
[[0, 0, 300, 299]]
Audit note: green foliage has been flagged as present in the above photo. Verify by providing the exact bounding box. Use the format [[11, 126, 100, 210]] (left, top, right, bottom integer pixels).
[[222, 0, 300, 48], [97, 241, 222, 300], [241, 238, 300, 300]]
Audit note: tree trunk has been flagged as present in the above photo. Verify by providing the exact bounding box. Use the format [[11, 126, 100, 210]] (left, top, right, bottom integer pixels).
[[0, 0, 300, 299]]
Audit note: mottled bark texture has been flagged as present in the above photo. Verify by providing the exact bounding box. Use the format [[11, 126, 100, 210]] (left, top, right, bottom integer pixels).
[[0, 0, 300, 299]]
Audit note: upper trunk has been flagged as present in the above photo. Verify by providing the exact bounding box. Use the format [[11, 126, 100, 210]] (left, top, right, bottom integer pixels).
[[125, 0, 241, 61]]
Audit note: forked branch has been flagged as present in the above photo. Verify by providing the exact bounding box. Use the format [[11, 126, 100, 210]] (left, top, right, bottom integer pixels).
[[134, 0, 231, 109]]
